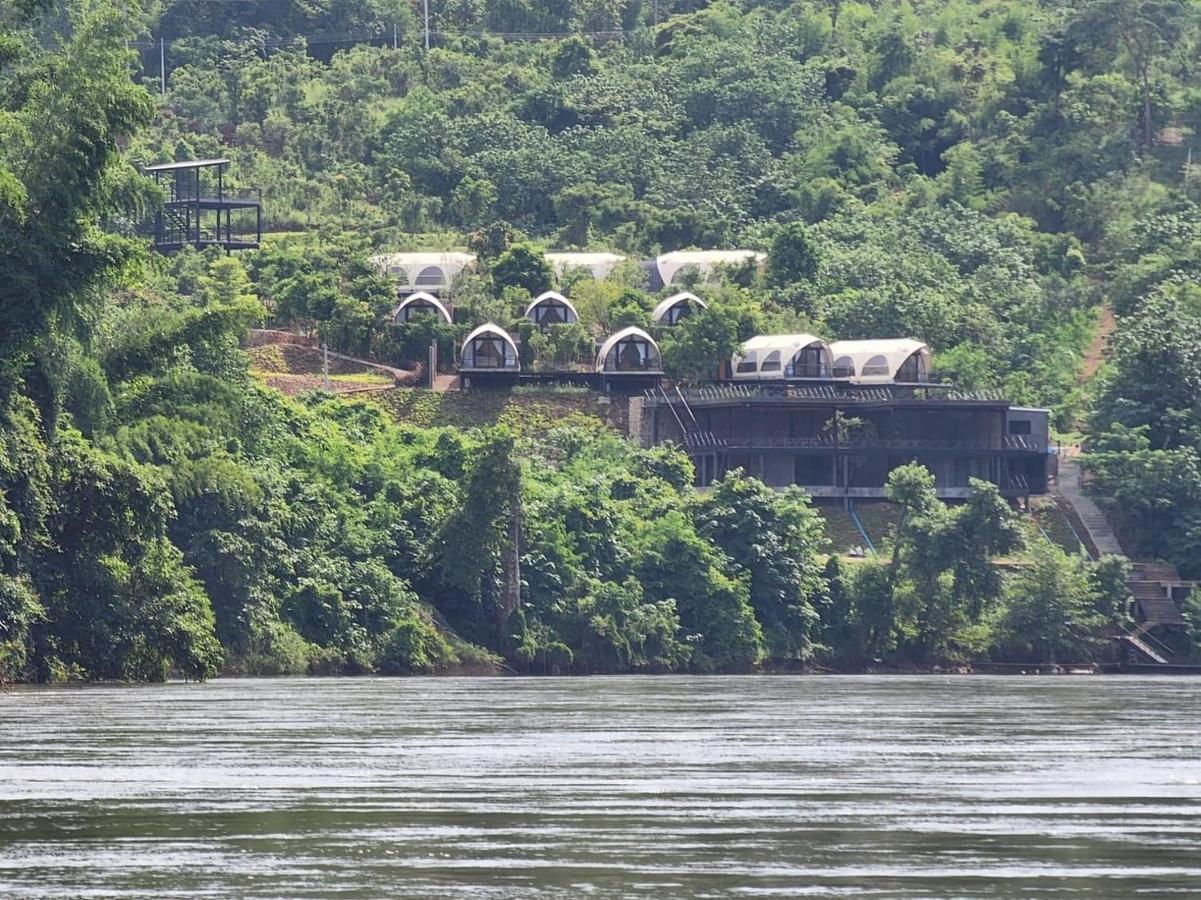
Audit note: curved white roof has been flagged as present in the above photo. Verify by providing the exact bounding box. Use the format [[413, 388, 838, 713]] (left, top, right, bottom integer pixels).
[[596, 326, 663, 374], [652, 291, 708, 323], [656, 250, 765, 286], [828, 339, 931, 383], [394, 290, 452, 324], [524, 290, 580, 322], [460, 323, 520, 371], [732, 333, 831, 381], [545, 252, 626, 280], [370, 252, 477, 285]]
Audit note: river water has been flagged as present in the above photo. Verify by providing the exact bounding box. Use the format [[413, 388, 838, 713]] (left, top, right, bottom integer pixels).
[[1, 676, 1199, 897]]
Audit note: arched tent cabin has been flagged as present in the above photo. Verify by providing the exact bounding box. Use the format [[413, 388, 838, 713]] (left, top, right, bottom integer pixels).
[[596, 326, 664, 390], [459, 323, 520, 388], [370, 252, 477, 296], [393, 291, 453, 324], [545, 252, 626, 281], [524, 291, 580, 328], [652, 291, 707, 325], [648, 250, 765, 290], [828, 339, 932, 384], [732, 334, 834, 381]]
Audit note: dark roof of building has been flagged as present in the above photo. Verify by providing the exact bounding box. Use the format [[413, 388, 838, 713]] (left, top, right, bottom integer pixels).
[[144, 158, 231, 172]]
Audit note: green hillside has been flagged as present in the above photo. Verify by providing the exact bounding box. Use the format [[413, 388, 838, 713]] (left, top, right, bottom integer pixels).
[[3, 0, 1201, 681]]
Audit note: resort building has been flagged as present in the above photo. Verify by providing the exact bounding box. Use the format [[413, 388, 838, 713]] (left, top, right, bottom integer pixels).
[[631, 335, 1052, 501]]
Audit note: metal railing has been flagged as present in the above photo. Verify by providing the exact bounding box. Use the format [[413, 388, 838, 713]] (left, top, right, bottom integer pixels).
[[662, 384, 1010, 405]]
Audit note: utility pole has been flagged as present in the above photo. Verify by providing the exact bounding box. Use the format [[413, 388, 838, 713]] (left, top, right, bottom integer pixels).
[[392, 21, 398, 50], [423, 0, 430, 51], [160, 37, 166, 95], [653, 0, 658, 26], [322, 340, 331, 390]]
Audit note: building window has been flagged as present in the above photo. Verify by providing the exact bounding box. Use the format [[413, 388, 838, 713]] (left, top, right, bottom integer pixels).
[[861, 354, 890, 376], [1009, 420, 1032, 435], [415, 265, 445, 286], [736, 351, 758, 374]]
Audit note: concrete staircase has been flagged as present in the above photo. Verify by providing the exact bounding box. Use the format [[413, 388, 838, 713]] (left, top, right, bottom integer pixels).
[[1053, 455, 1125, 557]]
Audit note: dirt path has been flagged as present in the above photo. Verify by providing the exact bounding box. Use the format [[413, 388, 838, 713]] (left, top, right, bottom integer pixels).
[[1078, 304, 1115, 383], [248, 329, 419, 386]]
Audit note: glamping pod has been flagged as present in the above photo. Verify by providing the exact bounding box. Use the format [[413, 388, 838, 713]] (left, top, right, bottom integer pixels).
[[596, 327, 665, 391], [652, 250, 765, 289], [828, 339, 932, 383], [370, 252, 477, 294], [524, 290, 580, 328], [652, 291, 707, 325], [732, 334, 833, 381], [545, 252, 626, 281], [393, 291, 452, 324], [459, 324, 520, 388]]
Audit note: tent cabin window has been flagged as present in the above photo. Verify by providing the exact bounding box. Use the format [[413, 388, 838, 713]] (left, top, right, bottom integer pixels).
[[535, 302, 566, 324], [759, 350, 782, 373], [788, 345, 829, 378], [400, 301, 433, 321], [895, 351, 928, 382], [617, 339, 648, 369], [471, 337, 506, 368], [395, 292, 451, 324], [861, 354, 891, 377], [415, 266, 445, 286], [667, 301, 692, 324], [832, 355, 855, 378], [1009, 419, 1032, 435], [387, 266, 405, 278], [736, 351, 759, 374]]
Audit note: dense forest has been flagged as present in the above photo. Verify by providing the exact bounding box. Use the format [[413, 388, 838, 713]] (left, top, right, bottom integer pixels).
[[3, 0, 1201, 681]]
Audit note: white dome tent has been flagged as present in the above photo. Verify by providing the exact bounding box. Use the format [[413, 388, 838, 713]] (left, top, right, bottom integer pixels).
[[596, 327, 664, 374], [828, 339, 931, 383], [652, 291, 707, 325], [654, 250, 765, 287], [460, 323, 520, 372], [369, 252, 477, 294], [732, 334, 833, 381], [545, 252, 626, 281], [393, 291, 452, 324], [524, 290, 580, 327]]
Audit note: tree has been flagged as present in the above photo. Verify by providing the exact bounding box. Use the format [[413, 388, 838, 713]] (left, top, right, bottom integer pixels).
[[1064, 0, 1195, 150], [697, 471, 828, 661], [491, 244, 553, 296], [0, 5, 154, 396], [995, 541, 1104, 663], [767, 222, 820, 286]]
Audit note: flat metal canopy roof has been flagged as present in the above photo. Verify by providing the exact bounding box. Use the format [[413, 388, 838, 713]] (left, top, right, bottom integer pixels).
[[144, 158, 230, 172]]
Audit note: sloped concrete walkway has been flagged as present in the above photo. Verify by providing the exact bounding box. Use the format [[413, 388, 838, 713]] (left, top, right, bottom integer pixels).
[[1054, 454, 1125, 557]]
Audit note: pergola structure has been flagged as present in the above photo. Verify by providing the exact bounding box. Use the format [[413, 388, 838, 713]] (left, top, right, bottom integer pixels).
[[144, 159, 261, 252]]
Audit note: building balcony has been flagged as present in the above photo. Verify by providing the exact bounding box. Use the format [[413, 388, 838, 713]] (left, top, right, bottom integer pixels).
[[691, 434, 1043, 453]]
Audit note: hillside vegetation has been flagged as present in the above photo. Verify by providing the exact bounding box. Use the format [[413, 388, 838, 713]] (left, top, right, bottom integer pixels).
[[3, 0, 1201, 681]]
